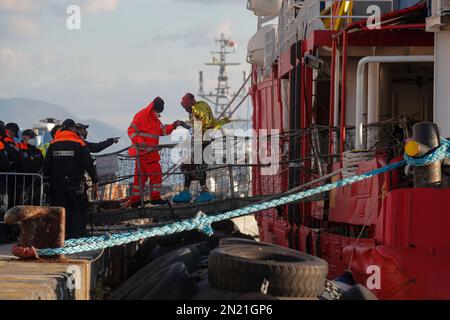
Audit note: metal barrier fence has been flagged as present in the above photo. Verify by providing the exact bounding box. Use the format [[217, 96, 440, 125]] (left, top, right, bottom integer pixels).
[[0, 172, 44, 218]]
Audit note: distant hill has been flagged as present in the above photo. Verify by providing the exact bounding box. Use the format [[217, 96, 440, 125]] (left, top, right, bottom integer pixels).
[[0, 97, 126, 152]]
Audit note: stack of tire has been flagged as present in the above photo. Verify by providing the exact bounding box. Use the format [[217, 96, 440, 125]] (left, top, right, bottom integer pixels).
[[111, 231, 330, 300]]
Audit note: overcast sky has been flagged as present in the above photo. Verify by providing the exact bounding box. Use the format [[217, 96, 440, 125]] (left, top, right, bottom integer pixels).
[[0, 0, 256, 130]]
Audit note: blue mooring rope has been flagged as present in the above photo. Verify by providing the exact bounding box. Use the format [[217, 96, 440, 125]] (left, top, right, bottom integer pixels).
[[36, 139, 450, 256]]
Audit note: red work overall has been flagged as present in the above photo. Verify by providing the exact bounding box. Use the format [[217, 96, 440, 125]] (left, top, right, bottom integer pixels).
[[128, 100, 174, 202]]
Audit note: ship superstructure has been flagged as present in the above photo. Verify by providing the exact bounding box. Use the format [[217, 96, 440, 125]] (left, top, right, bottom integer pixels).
[[246, 0, 450, 299]]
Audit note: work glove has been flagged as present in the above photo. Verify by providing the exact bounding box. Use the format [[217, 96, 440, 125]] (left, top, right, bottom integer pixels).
[[172, 120, 184, 129], [180, 121, 191, 130]]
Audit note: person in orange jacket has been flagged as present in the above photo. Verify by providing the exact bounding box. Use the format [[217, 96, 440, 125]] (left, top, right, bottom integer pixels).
[[124, 97, 182, 207]]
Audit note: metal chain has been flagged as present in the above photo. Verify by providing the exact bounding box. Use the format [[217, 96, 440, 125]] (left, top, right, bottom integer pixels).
[[260, 278, 270, 295], [324, 280, 344, 300]]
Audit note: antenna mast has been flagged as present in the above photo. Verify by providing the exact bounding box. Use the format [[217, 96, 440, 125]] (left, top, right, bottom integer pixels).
[[198, 33, 241, 116]]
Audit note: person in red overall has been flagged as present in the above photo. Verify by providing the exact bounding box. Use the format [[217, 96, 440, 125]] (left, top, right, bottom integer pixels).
[[124, 97, 181, 207]]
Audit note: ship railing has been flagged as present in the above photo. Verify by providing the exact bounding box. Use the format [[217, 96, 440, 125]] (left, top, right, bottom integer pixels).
[[89, 135, 257, 205], [277, 0, 395, 53], [88, 128, 339, 205], [87, 119, 405, 206], [0, 172, 44, 218]]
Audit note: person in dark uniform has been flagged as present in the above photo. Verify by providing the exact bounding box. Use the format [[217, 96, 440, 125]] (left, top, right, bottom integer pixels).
[[0, 122, 10, 172], [75, 123, 120, 154], [3, 123, 20, 208], [18, 129, 44, 205], [43, 119, 98, 239], [0, 122, 10, 219], [4, 123, 20, 172]]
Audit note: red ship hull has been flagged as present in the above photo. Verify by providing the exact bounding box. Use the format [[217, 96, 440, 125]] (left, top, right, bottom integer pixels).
[[250, 4, 450, 299]]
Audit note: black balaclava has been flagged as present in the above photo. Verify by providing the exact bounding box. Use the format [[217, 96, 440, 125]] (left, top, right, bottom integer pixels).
[[153, 97, 165, 113]]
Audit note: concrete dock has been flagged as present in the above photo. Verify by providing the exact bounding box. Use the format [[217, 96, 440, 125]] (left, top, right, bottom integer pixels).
[[0, 243, 106, 300]]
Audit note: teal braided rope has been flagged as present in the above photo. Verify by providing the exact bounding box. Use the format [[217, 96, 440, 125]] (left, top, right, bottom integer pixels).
[[404, 138, 450, 167], [37, 160, 405, 256], [37, 139, 450, 256]]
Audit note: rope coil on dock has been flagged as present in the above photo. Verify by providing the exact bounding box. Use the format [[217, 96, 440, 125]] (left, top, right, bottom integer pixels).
[[36, 139, 450, 256]]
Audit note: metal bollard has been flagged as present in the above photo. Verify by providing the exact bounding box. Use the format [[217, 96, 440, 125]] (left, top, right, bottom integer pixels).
[[4, 206, 65, 259], [407, 122, 442, 188]]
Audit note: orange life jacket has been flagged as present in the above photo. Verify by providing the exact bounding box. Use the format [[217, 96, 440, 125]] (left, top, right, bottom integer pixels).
[[128, 99, 174, 159], [4, 136, 18, 148], [51, 130, 86, 146], [53, 129, 62, 140], [19, 142, 28, 151]]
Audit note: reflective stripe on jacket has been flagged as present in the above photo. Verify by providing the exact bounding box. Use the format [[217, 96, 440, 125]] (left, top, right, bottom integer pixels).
[[128, 99, 174, 160]]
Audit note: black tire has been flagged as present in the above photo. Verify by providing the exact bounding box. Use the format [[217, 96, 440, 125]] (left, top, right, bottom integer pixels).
[[112, 247, 199, 300], [208, 244, 328, 298], [134, 238, 158, 265], [207, 231, 254, 250], [143, 239, 210, 266], [143, 241, 209, 268], [233, 293, 280, 300], [157, 230, 208, 247], [143, 244, 181, 265], [340, 284, 378, 300], [219, 238, 270, 247], [125, 262, 197, 300]]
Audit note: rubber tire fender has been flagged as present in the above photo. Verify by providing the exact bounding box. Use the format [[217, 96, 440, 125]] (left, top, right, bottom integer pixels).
[[134, 238, 158, 265], [126, 262, 197, 300], [219, 238, 272, 247], [208, 244, 328, 298], [111, 247, 198, 300], [142, 241, 209, 268], [156, 230, 208, 247]]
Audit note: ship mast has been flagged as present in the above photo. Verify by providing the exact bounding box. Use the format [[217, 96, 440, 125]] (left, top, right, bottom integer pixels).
[[198, 33, 242, 116]]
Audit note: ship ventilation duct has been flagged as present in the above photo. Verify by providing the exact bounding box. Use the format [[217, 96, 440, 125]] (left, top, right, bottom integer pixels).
[[247, 0, 283, 17], [247, 24, 278, 68]]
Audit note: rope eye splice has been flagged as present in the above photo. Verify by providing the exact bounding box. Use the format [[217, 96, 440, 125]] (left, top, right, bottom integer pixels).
[[35, 138, 450, 257], [194, 211, 214, 236]]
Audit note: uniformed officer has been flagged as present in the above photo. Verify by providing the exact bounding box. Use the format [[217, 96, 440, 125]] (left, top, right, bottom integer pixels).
[[0, 122, 10, 172], [43, 119, 98, 239], [4, 123, 20, 172], [3, 123, 20, 208], [18, 129, 44, 205], [75, 123, 120, 154]]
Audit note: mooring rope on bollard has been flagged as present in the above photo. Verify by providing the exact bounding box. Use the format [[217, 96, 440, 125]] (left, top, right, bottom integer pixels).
[[36, 139, 450, 256]]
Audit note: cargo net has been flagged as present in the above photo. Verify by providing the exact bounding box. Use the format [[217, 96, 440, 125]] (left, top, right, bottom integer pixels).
[[88, 117, 408, 204], [342, 116, 408, 177], [252, 126, 341, 196]]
